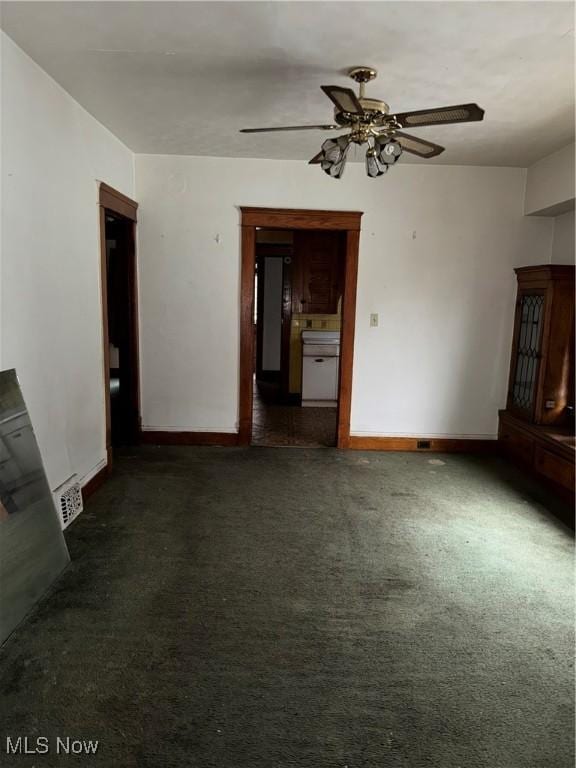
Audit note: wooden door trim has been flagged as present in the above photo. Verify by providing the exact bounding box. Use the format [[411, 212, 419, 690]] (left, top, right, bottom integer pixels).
[[99, 182, 140, 468], [337, 229, 360, 448], [238, 207, 362, 448], [100, 183, 138, 221], [240, 207, 361, 231]]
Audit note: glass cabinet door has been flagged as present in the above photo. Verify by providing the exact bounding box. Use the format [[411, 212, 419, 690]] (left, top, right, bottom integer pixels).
[[510, 292, 545, 415]]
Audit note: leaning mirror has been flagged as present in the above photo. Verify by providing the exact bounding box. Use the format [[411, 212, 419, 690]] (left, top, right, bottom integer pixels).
[[0, 369, 70, 645]]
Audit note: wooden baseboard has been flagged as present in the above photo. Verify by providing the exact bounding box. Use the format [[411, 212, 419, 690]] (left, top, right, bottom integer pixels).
[[82, 462, 110, 502], [348, 436, 496, 453], [140, 431, 239, 447]]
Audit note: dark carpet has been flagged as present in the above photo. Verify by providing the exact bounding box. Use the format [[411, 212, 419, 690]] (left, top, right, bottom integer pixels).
[[0, 447, 573, 768]]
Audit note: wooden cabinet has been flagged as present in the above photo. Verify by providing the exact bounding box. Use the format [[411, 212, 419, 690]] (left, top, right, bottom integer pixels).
[[506, 265, 574, 426], [499, 265, 575, 501], [534, 444, 575, 490], [499, 411, 574, 497], [292, 231, 345, 314]]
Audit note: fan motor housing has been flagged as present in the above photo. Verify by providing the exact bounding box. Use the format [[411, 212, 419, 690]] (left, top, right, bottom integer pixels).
[[334, 97, 390, 126], [359, 98, 390, 115]]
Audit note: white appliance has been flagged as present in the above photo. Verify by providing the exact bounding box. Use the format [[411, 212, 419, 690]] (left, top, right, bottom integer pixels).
[[301, 330, 340, 407]]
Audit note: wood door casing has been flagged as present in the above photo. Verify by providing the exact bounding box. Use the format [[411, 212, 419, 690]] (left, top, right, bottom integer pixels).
[[98, 183, 140, 467], [238, 207, 362, 448]]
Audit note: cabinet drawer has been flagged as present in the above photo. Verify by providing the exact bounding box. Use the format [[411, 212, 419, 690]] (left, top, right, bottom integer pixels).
[[500, 424, 534, 466], [534, 446, 575, 491]]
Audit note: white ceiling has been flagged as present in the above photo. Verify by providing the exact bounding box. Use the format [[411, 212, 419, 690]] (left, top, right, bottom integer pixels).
[[1, 1, 574, 166]]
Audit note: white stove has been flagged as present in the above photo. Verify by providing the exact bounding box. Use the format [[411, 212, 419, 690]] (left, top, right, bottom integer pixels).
[[301, 331, 340, 407]]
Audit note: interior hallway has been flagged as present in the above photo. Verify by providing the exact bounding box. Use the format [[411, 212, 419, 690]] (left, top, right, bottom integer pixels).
[[252, 380, 337, 447], [0, 447, 573, 768]]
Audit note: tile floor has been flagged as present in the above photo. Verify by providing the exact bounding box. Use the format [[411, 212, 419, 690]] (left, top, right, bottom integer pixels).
[[252, 380, 336, 447]]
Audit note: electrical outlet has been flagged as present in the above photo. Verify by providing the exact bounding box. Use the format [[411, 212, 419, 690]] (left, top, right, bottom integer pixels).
[[370, 313, 379, 327]]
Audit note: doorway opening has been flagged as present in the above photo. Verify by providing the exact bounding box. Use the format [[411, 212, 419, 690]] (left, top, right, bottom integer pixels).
[[99, 183, 140, 463], [239, 207, 362, 449], [253, 228, 346, 447]]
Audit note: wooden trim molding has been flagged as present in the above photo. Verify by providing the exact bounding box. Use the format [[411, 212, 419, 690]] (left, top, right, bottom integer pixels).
[[348, 436, 496, 453], [513, 264, 574, 284], [99, 183, 141, 466], [140, 431, 240, 447], [81, 463, 110, 502], [239, 225, 256, 445], [336, 229, 360, 449], [98, 205, 112, 460], [239, 206, 363, 448], [99, 182, 138, 221], [239, 207, 362, 231]]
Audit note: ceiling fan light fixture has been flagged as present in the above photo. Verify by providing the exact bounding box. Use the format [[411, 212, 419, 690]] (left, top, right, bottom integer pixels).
[[242, 66, 484, 180], [326, 160, 346, 179], [365, 146, 387, 178], [377, 138, 403, 164], [323, 150, 349, 179], [320, 135, 350, 178], [321, 135, 349, 162]]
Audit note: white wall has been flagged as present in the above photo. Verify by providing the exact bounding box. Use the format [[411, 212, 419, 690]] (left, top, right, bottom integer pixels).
[[552, 210, 575, 264], [0, 29, 563, 453], [524, 143, 575, 216], [136, 154, 553, 439], [1, 33, 134, 489]]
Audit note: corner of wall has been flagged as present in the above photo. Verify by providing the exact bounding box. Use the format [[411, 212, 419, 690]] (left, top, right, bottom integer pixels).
[[524, 143, 575, 217]]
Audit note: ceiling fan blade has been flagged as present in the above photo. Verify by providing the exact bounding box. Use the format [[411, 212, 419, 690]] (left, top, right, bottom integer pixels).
[[240, 124, 338, 133], [392, 131, 445, 158], [391, 103, 484, 128], [308, 151, 324, 165], [320, 85, 365, 115]]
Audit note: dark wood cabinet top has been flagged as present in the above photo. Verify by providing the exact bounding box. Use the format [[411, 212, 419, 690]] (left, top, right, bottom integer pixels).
[[500, 409, 575, 461]]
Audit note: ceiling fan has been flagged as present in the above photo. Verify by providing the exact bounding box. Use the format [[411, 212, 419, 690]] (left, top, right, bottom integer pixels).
[[240, 67, 485, 178]]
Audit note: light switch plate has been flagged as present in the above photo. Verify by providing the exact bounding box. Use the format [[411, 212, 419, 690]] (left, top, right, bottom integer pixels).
[[370, 313, 379, 327]]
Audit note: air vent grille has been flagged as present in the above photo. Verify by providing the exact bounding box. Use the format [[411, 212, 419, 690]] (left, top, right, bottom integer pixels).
[[54, 481, 83, 529]]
